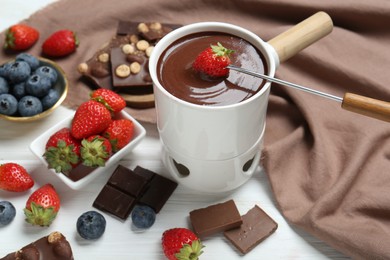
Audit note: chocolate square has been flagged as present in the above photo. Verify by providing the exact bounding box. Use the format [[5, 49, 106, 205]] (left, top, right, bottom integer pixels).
[[133, 165, 156, 182], [138, 174, 178, 213], [108, 165, 148, 197], [93, 184, 136, 220], [224, 205, 278, 254], [189, 200, 243, 238]]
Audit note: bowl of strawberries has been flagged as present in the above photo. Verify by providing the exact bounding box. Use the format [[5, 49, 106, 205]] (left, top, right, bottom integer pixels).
[[29, 89, 146, 189]]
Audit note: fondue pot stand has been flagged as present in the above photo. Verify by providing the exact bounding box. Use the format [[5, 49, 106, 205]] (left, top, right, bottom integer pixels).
[[149, 12, 333, 193]]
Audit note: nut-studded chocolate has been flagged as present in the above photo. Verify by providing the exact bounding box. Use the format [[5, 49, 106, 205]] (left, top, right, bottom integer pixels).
[[0, 231, 73, 260], [78, 21, 181, 109]]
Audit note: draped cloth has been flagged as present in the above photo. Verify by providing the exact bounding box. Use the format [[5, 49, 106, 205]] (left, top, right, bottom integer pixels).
[[1, 0, 389, 258]]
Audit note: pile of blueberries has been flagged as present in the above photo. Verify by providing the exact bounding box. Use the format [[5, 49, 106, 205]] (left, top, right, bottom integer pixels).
[[0, 53, 61, 117]]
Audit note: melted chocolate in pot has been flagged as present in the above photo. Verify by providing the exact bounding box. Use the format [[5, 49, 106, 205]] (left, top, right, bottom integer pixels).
[[157, 32, 267, 106]]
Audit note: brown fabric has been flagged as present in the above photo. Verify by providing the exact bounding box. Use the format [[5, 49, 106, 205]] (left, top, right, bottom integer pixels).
[[1, 0, 389, 259]]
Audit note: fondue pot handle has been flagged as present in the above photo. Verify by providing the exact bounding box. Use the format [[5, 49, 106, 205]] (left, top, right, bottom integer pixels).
[[268, 11, 333, 63]]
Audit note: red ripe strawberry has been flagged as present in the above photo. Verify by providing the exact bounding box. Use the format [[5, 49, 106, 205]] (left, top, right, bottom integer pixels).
[[4, 24, 39, 51], [71, 100, 112, 139], [24, 184, 60, 226], [192, 42, 234, 78], [102, 119, 134, 152], [44, 127, 81, 174], [81, 135, 112, 167], [162, 228, 204, 260], [90, 89, 126, 113], [42, 29, 79, 57], [0, 163, 34, 192]]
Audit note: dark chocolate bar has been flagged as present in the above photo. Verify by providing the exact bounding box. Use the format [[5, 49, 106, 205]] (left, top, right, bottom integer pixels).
[[0, 231, 73, 260], [93, 165, 177, 219], [189, 200, 243, 238], [224, 205, 278, 254]]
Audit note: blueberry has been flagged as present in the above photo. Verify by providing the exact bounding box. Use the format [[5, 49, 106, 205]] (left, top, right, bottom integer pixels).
[[41, 88, 60, 110], [76, 211, 106, 240], [0, 201, 16, 226], [25, 74, 52, 97], [7, 61, 31, 83], [35, 66, 58, 85], [16, 53, 40, 71], [18, 95, 43, 116], [12, 82, 26, 100], [0, 77, 9, 94], [131, 205, 156, 229], [0, 94, 18, 115], [0, 62, 11, 78]]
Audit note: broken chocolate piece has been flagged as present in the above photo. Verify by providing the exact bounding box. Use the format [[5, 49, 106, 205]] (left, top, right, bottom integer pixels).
[[224, 205, 278, 254], [189, 200, 243, 238], [0, 231, 73, 260], [138, 22, 181, 42]]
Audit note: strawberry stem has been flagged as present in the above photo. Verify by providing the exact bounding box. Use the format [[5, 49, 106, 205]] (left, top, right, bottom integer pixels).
[[211, 42, 234, 57]]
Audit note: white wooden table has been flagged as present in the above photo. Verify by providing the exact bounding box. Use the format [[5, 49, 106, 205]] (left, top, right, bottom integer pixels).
[[0, 1, 350, 259]]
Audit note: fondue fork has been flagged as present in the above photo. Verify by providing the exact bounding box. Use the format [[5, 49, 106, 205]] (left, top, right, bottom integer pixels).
[[227, 65, 390, 122]]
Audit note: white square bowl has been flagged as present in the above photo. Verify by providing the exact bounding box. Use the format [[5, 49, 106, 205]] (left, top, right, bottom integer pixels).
[[29, 110, 146, 190]]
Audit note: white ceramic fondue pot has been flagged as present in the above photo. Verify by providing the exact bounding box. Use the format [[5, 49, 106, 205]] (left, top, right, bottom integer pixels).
[[149, 12, 333, 193]]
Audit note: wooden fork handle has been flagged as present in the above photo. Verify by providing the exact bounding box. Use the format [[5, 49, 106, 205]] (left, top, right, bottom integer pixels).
[[342, 93, 390, 122]]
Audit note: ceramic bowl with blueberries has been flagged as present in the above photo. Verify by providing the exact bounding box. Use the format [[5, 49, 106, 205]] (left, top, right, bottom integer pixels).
[[0, 53, 68, 122]]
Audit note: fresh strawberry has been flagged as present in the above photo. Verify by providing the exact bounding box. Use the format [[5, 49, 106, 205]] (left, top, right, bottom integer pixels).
[[192, 42, 234, 78], [42, 29, 79, 57], [0, 163, 34, 192], [4, 24, 39, 51], [162, 228, 204, 260], [81, 135, 112, 167], [24, 184, 60, 226], [44, 127, 81, 174], [102, 119, 134, 152], [90, 89, 126, 113], [71, 100, 112, 139]]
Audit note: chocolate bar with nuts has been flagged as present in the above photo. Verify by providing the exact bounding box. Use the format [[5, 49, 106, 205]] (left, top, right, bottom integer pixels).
[[0, 231, 73, 260], [78, 21, 181, 109]]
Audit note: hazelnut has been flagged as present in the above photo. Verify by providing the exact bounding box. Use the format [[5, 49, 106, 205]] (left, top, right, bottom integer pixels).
[[143, 74, 152, 83], [130, 62, 141, 74], [137, 23, 149, 33], [54, 241, 73, 258], [48, 231, 63, 244], [115, 64, 131, 78], [145, 46, 154, 57], [122, 44, 135, 54], [129, 34, 139, 44], [126, 54, 144, 64], [98, 53, 109, 63], [91, 63, 109, 78], [150, 22, 162, 31], [136, 40, 150, 51], [77, 63, 89, 74]]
